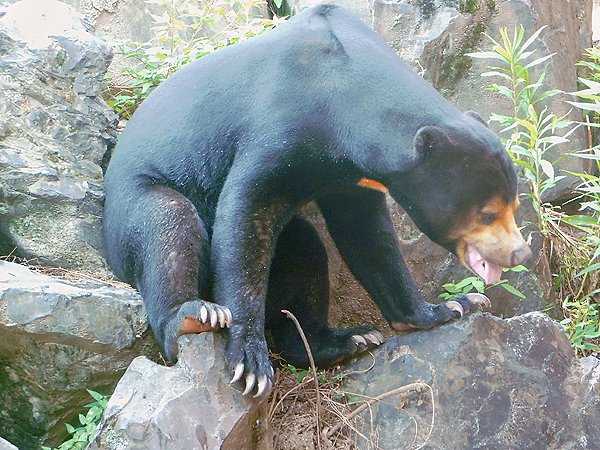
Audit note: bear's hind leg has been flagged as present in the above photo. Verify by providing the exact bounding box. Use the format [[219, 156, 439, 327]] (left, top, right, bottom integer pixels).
[[109, 185, 231, 362], [266, 217, 383, 369]]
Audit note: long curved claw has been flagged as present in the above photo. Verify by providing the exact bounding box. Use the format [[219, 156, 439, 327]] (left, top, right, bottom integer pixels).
[[365, 331, 384, 345], [230, 362, 244, 385], [254, 375, 271, 399], [352, 335, 368, 346], [446, 300, 464, 317], [209, 309, 218, 328], [216, 308, 226, 328], [243, 372, 256, 396], [199, 305, 208, 323], [224, 309, 233, 328], [467, 293, 492, 310]]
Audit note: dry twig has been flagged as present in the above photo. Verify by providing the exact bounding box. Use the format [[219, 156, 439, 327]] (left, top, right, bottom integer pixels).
[[281, 309, 323, 450]]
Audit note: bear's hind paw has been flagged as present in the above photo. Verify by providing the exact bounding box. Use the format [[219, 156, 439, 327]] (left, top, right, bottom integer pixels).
[[351, 330, 385, 349]]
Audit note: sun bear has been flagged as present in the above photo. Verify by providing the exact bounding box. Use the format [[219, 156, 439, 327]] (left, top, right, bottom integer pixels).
[[103, 4, 531, 399]]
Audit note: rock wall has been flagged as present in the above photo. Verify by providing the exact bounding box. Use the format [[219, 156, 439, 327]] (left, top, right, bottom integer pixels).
[[0, 261, 159, 449], [0, 0, 117, 274], [89, 312, 600, 449]]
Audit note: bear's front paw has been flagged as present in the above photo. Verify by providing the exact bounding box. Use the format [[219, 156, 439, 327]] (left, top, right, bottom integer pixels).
[[163, 300, 233, 362], [390, 293, 491, 331], [443, 293, 491, 318], [226, 327, 274, 401]]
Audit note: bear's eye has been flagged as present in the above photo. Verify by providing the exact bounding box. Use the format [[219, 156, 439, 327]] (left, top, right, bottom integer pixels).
[[479, 211, 498, 225]]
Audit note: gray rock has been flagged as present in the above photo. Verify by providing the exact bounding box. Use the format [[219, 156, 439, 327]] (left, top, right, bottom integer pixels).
[[89, 333, 266, 450], [0, 438, 19, 450], [0, 261, 159, 450], [0, 0, 117, 274], [344, 312, 600, 449]]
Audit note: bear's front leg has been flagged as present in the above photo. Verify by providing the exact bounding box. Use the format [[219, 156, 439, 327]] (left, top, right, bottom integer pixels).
[[318, 190, 491, 329], [211, 177, 292, 400]]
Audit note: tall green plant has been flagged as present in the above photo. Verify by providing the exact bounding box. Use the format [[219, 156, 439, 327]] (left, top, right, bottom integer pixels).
[[470, 27, 600, 354], [468, 26, 578, 234]]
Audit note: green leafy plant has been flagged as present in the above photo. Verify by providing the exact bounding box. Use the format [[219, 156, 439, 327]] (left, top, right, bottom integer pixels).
[[468, 26, 600, 354], [285, 364, 315, 383], [440, 266, 528, 300], [560, 298, 600, 354], [576, 47, 600, 83], [42, 390, 109, 450], [468, 25, 578, 234], [106, 0, 284, 119]]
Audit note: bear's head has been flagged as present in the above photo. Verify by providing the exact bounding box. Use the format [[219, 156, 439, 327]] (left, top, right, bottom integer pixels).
[[386, 114, 531, 284]]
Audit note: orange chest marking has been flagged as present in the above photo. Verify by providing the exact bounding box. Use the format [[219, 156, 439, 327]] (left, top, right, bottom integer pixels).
[[358, 178, 389, 194]]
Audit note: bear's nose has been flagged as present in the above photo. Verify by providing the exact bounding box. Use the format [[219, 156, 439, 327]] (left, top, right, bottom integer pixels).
[[511, 243, 532, 267]]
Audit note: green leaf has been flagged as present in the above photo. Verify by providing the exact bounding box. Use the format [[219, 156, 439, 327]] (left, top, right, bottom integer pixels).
[[566, 100, 600, 112], [516, 118, 538, 137], [442, 283, 460, 294], [519, 25, 546, 54], [562, 215, 599, 226], [297, 369, 309, 383], [572, 77, 600, 94], [583, 328, 600, 339], [574, 262, 600, 278], [580, 289, 600, 302], [539, 159, 555, 181], [521, 53, 555, 72], [581, 342, 600, 351], [466, 51, 508, 60], [501, 283, 526, 298], [514, 158, 536, 174], [455, 277, 478, 289]]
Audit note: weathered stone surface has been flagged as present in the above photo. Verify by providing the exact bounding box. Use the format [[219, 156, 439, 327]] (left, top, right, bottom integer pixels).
[[344, 312, 600, 449], [0, 438, 18, 450], [0, 261, 159, 450], [89, 333, 266, 450], [0, 0, 117, 274]]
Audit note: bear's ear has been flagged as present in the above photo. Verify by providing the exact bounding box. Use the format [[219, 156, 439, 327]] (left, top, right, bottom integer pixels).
[[465, 110, 490, 128], [413, 126, 451, 157]]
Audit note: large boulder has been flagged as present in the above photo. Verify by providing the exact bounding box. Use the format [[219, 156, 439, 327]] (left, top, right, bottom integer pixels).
[[0, 261, 159, 449], [88, 333, 267, 450], [344, 312, 600, 449], [88, 311, 600, 449], [0, 0, 117, 274]]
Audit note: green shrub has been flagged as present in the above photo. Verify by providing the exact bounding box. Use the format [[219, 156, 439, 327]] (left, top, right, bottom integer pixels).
[[42, 390, 109, 450], [469, 26, 600, 355], [105, 0, 285, 119]]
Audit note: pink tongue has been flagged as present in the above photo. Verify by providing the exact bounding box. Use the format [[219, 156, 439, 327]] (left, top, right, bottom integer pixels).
[[468, 245, 503, 284]]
